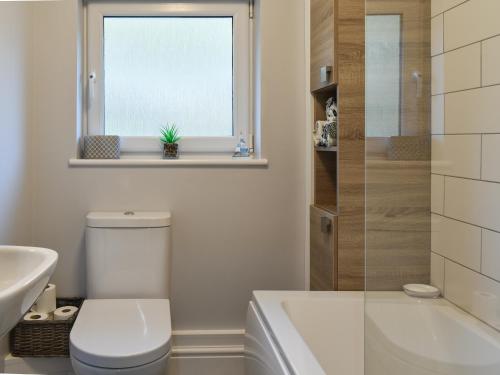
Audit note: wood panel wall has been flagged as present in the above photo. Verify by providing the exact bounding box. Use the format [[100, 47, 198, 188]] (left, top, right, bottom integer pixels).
[[310, 0, 337, 91], [366, 158, 431, 290], [365, 0, 431, 291], [336, 0, 365, 290], [310, 206, 338, 290]]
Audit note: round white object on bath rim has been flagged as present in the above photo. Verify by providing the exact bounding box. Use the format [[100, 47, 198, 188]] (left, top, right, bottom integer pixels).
[[403, 284, 441, 298]]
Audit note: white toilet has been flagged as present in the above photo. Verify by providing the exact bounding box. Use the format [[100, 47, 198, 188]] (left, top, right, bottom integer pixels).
[[70, 212, 172, 375]]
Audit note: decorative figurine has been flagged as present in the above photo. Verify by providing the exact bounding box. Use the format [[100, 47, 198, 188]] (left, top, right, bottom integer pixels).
[[313, 97, 337, 147]]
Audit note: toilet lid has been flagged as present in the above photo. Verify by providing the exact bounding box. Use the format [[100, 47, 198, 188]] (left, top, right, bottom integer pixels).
[[70, 299, 171, 369]]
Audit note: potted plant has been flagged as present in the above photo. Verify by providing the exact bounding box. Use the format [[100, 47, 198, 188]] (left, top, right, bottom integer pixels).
[[160, 123, 181, 159]]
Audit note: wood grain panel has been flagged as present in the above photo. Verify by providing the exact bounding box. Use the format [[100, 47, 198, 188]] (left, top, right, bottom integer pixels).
[[314, 151, 337, 212], [336, 0, 366, 291], [310, 206, 338, 290], [366, 159, 431, 290], [311, 0, 337, 91], [365, 0, 431, 291]]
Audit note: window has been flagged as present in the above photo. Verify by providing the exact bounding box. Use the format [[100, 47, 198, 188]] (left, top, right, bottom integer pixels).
[[365, 15, 401, 137], [86, 2, 250, 153]]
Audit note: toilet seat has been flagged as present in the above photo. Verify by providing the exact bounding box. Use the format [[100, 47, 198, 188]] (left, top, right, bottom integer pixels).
[[70, 299, 171, 369]]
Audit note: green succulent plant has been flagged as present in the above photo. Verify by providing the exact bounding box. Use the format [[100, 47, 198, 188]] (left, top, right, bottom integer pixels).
[[160, 123, 181, 144]]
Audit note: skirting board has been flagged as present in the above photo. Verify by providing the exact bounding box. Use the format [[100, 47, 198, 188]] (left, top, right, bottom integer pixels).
[[2, 329, 245, 375], [172, 329, 245, 356], [168, 355, 244, 375]]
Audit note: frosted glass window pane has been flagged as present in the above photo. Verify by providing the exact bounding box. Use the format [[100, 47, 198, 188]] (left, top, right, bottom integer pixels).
[[366, 15, 401, 137], [104, 17, 233, 137]]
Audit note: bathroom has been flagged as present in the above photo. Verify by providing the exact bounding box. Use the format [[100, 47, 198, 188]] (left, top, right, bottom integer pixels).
[[0, 0, 499, 374]]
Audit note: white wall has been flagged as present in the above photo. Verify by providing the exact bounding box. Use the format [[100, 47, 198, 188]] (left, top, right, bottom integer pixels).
[[431, 0, 500, 330], [0, 3, 33, 246], [0, 3, 34, 370], [29, 0, 307, 331]]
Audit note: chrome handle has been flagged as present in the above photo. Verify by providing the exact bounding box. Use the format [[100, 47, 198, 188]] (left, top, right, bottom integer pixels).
[[320, 216, 332, 233], [320, 65, 333, 83]]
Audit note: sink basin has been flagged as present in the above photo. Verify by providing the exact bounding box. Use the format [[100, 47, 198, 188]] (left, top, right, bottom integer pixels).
[[0, 246, 58, 338]]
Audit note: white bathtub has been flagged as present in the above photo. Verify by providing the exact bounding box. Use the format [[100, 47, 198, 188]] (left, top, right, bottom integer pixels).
[[245, 291, 500, 375], [244, 291, 364, 375], [366, 292, 500, 375]]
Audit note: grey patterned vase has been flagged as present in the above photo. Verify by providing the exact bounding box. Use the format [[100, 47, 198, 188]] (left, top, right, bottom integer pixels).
[[83, 135, 120, 159], [163, 143, 179, 159]]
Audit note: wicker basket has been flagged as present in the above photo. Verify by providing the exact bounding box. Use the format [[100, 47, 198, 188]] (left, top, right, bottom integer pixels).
[[10, 298, 84, 357]]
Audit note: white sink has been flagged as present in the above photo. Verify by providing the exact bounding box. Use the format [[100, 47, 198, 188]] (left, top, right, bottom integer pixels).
[[0, 246, 58, 338]]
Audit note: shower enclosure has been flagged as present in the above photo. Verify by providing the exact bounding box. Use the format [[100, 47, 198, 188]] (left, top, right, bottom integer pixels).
[[364, 0, 500, 374]]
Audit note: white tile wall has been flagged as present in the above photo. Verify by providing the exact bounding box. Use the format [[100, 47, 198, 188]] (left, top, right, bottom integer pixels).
[[431, 95, 444, 134], [431, 54, 445, 95], [431, 135, 481, 178], [444, 0, 500, 51], [482, 229, 500, 282], [431, 214, 481, 270], [431, 0, 467, 18], [445, 177, 500, 232], [445, 86, 500, 134], [431, 15, 444, 57], [444, 259, 500, 330], [431, 174, 445, 214], [430, 252, 445, 292], [443, 43, 481, 93], [482, 135, 500, 182], [482, 35, 500, 86], [432, 0, 500, 328], [433, 44, 482, 95]]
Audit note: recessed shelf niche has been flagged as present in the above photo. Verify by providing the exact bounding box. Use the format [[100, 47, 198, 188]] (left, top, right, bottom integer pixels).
[[313, 84, 338, 215]]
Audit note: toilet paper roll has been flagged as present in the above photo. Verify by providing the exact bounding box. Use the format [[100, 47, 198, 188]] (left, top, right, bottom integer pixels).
[[54, 306, 79, 321], [24, 311, 50, 321], [32, 284, 56, 314]]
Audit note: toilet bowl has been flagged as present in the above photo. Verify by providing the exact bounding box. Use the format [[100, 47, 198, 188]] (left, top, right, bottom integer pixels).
[[70, 299, 171, 375], [70, 212, 172, 375]]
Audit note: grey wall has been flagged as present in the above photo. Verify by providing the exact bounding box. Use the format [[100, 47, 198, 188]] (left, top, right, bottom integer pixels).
[[29, 0, 307, 331]]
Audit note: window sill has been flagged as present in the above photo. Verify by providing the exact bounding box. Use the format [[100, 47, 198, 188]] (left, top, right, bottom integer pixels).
[[68, 154, 268, 167]]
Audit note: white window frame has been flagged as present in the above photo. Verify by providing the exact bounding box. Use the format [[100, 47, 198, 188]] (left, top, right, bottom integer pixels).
[[86, 1, 250, 153]]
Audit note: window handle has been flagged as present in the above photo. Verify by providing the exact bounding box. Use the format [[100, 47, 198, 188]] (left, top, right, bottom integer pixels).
[[88, 72, 96, 107], [412, 71, 422, 98]]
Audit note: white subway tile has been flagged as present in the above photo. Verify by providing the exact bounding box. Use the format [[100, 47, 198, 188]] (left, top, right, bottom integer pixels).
[[432, 54, 445, 95], [482, 36, 500, 86], [445, 177, 500, 232], [431, 135, 481, 179], [445, 86, 500, 134], [432, 95, 445, 134], [431, 214, 481, 270], [431, 15, 444, 56], [431, 0, 444, 17], [431, 252, 445, 293], [444, 0, 500, 51], [431, 0, 467, 17], [445, 259, 500, 330], [431, 174, 445, 214], [443, 44, 481, 93], [482, 229, 500, 282], [482, 135, 500, 182]]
